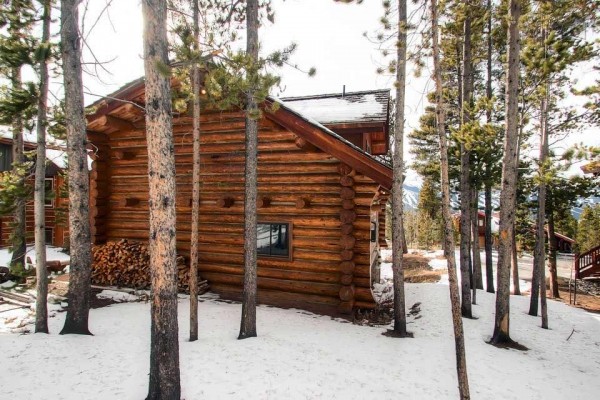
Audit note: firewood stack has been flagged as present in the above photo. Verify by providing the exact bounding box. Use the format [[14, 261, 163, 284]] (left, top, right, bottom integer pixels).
[[91, 239, 209, 293]]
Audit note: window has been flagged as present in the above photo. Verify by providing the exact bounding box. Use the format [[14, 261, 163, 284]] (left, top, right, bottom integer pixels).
[[45, 228, 53, 245], [0, 144, 12, 171], [478, 218, 484, 227], [45, 178, 54, 207], [257, 223, 290, 258]]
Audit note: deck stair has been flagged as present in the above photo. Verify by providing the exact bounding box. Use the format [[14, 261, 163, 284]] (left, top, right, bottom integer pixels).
[[575, 245, 600, 279]]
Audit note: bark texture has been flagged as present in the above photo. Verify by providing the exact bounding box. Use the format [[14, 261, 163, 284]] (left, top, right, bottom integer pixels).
[[491, 0, 521, 345], [239, 0, 259, 340], [189, 0, 201, 343], [470, 191, 480, 306], [484, 184, 494, 293], [432, 0, 470, 397], [9, 66, 26, 273], [511, 227, 521, 295], [547, 191, 559, 298], [34, 0, 51, 334], [484, 0, 494, 294], [60, 0, 92, 336], [143, 0, 181, 398], [391, 0, 408, 336], [459, 3, 474, 318]]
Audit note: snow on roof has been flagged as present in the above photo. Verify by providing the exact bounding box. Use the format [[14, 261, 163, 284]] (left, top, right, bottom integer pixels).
[[0, 127, 67, 169], [268, 95, 391, 172], [281, 89, 390, 125]]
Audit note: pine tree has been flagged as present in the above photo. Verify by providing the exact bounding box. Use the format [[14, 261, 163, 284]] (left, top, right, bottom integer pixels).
[[59, 0, 93, 336], [0, 0, 37, 276], [491, 0, 521, 347], [432, 0, 470, 396], [239, 0, 260, 340], [143, 0, 181, 397], [34, 0, 51, 334]]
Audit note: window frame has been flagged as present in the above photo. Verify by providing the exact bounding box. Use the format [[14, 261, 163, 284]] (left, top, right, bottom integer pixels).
[[257, 221, 293, 261]]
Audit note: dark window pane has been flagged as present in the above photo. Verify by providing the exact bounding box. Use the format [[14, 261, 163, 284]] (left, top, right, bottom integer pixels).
[[270, 224, 288, 257], [45, 229, 53, 245], [0, 144, 12, 172], [257, 222, 290, 257], [45, 179, 53, 206]]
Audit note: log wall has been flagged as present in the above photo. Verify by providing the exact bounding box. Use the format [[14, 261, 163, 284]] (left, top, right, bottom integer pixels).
[[88, 108, 380, 314], [0, 174, 68, 249]]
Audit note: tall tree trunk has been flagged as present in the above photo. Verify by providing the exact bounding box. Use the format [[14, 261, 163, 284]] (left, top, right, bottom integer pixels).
[[239, 0, 259, 340], [142, 1, 181, 398], [484, 183, 494, 293], [491, 0, 521, 346], [471, 190, 483, 293], [60, 0, 92, 336], [459, 2, 474, 318], [9, 66, 26, 274], [390, 0, 408, 336], [484, 0, 494, 294], [189, 0, 201, 343], [34, 0, 51, 334], [511, 225, 521, 295], [538, 61, 550, 329], [432, 0, 470, 397], [547, 190, 560, 298]]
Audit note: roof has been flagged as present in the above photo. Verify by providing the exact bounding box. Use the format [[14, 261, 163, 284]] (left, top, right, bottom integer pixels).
[[0, 131, 67, 170], [281, 89, 390, 125], [581, 161, 600, 175], [86, 80, 393, 189]]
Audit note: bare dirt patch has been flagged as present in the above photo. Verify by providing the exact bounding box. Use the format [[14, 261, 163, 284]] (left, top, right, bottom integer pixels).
[[403, 253, 445, 283]]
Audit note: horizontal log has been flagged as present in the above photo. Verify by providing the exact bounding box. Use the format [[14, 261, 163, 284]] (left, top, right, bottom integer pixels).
[[354, 287, 375, 303], [201, 272, 341, 298], [199, 263, 341, 284]]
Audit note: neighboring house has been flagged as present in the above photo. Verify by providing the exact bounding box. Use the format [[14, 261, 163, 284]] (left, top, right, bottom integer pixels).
[[581, 161, 600, 177], [85, 79, 392, 316], [0, 136, 69, 249]]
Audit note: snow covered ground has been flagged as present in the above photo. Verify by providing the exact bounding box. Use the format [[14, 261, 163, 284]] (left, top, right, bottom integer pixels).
[[1, 283, 599, 399], [2, 246, 599, 398]]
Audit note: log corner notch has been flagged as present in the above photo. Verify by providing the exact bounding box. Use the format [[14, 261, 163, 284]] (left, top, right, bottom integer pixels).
[[295, 197, 311, 209], [257, 195, 271, 208], [118, 197, 140, 207], [338, 163, 358, 314], [217, 196, 234, 208]]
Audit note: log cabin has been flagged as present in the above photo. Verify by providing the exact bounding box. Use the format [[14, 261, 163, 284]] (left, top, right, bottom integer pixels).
[[85, 80, 393, 316], [0, 136, 69, 248]]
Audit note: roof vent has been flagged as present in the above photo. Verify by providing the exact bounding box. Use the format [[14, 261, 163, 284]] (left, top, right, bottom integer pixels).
[[342, 85, 346, 97]]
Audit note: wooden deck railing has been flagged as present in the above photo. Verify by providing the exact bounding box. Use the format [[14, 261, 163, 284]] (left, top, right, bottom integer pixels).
[[575, 245, 600, 279]]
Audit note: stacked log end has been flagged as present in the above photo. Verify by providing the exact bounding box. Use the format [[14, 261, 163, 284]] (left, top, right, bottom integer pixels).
[[91, 239, 209, 293], [338, 164, 356, 314]]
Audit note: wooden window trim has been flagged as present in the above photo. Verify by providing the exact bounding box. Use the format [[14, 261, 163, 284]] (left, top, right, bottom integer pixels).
[[257, 220, 293, 261]]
